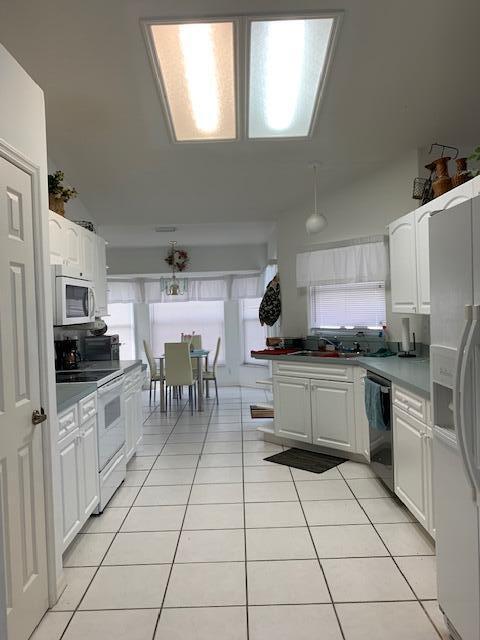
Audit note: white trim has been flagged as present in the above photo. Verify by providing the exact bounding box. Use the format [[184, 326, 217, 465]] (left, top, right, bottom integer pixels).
[[0, 139, 63, 612]]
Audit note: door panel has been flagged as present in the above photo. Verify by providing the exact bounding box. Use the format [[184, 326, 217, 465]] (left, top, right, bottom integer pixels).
[[80, 418, 100, 517], [48, 211, 64, 265], [59, 434, 82, 549], [0, 157, 49, 640], [389, 211, 418, 313], [311, 381, 355, 452], [273, 376, 311, 442]]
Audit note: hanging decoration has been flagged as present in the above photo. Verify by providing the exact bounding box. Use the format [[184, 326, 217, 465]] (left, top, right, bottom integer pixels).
[[305, 164, 327, 234], [162, 241, 189, 296], [259, 274, 281, 326]]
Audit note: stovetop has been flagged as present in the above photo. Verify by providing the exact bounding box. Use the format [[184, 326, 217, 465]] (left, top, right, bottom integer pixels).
[[56, 370, 117, 384]]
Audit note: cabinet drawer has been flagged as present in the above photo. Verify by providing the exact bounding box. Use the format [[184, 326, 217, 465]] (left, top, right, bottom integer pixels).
[[58, 405, 78, 440], [392, 384, 427, 422], [272, 361, 354, 382], [79, 392, 97, 424]]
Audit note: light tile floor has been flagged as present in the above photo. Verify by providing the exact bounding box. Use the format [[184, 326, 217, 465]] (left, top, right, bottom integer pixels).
[[31, 386, 444, 640]]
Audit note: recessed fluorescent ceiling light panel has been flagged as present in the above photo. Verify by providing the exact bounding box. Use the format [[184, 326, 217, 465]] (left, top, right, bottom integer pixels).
[[248, 16, 335, 138], [149, 21, 236, 141]]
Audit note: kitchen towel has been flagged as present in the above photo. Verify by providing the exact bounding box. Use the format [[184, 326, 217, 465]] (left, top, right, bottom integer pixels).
[[364, 377, 389, 431]]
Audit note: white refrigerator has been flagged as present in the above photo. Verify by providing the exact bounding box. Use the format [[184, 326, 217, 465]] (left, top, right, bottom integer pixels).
[[430, 195, 480, 640]]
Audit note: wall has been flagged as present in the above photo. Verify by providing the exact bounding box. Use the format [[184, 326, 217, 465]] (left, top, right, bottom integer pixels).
[[276, 150, 429, 342], [0, 43, 63, 609], [47, 157, 96, 223], [107, 244, 268, 276]]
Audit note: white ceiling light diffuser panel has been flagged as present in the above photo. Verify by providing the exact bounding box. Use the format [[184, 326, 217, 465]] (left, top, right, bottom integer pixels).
[[248, 16, 336, 138], [148, 21, 236, 141]]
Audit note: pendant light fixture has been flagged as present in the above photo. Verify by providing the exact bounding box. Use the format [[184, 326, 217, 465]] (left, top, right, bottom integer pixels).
[[162, 241, 188, 296], [305, 163, 327, 234]]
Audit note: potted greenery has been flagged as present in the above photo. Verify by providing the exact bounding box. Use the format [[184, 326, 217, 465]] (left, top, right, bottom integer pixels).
[[48, 170, 78, 216]]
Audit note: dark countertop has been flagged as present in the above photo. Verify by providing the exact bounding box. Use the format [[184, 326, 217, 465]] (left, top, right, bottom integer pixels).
[[252, 353, 430, 398], [56, 382, 97, 414], [56, 360, 143, 412]]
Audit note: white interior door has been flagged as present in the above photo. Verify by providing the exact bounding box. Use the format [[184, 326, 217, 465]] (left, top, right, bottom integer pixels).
[[0, 157, 49, 639]]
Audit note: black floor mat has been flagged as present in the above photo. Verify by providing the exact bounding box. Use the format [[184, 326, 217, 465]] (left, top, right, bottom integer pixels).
[[264, 447, 347, 474]]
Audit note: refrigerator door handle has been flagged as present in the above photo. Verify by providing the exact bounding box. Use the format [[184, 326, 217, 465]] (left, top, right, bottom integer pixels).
[[453, 304, 477, 496], [460, 304, 480, 494]]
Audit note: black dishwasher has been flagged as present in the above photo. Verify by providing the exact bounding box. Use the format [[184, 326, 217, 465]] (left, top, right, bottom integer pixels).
[[366, 371, 393, 492]]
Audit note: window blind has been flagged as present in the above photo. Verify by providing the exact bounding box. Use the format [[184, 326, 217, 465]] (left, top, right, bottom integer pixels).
[[310, 281, 386, 329]]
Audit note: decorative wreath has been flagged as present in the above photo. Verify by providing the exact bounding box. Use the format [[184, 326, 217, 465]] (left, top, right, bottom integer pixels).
[[165, 247, 190, 272]]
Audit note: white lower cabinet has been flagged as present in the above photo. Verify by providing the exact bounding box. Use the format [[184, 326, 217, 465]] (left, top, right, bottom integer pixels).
[[80, 416, 100, 518], [272, 367, 366, 455], [311, 380, 355, 452], [273, 376, 312, 442], [393, 405, 430, 531], [58, 393, 100, 551], [59, 430, 83, 550], [124, 366, 144, 462]]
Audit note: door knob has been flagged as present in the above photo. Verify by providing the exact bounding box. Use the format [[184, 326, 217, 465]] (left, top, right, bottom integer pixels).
[[32, 408, 47, 426]]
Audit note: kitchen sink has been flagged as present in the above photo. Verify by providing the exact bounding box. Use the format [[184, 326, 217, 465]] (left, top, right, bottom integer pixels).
[[287, 350, 360, 359]]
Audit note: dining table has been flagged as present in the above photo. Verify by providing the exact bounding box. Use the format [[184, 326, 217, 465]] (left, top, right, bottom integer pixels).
[[156, 349, 210, 413]]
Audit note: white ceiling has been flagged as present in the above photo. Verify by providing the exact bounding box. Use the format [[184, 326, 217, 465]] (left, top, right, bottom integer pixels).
[[98, 221, 274, 248], [1, 0, 480, 244]]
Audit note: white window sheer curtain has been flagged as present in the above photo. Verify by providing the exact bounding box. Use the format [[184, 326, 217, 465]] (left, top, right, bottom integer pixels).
[[107, 280, 143, 304], [144, 278, 229, 303], [296, 239, 388, 287]]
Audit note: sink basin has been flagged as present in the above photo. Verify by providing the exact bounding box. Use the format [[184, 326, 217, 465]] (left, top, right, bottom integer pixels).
[[287, 350, 359, 359]]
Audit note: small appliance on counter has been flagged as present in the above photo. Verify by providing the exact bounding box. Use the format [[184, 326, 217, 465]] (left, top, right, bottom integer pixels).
[[84, 334, 120, 361], [55, 338, 81, 370]]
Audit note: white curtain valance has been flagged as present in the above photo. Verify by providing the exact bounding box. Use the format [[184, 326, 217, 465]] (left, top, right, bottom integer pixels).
[[144, 277, 229, 304], [296, 240, 388, 288], [230, 274, 264, 300], [107, 280, 143, 304]]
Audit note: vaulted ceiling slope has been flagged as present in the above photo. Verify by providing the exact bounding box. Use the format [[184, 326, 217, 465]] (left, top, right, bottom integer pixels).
[[1, 0, 480, 231]]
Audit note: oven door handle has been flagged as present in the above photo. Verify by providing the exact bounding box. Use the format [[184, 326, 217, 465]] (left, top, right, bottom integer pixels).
[[98, 376, 124, 396]]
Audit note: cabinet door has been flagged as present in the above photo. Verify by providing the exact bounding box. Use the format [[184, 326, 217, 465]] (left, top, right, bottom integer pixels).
[[80, 417, 100, 518], [59, 431, 83, 550], [273, 376, 311, 442], [414, 206, 435, 315], [389, 211, 418, 313], [64, 220, 81, 270], [94, 236, 108, 316], [81, 229, 95, 280], [124, 390, 136, 461], [48, 210, 65, 265], [135, 383, 143, 448], [393, 406, 428, 527], [311, 380, 356, 452]]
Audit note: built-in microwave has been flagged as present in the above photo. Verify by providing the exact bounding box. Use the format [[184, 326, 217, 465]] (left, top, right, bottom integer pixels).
[[52, 265, 95, 326]]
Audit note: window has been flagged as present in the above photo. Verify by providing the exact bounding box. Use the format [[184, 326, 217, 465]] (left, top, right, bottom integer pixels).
[[310, 282, 386, 330], [241, 298, 268, 365], [106, 303, 136, 359], [150, 301, 225, 363]]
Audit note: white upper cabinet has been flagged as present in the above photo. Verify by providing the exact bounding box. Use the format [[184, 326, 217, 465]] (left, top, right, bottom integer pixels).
[[48, 210, 108, 317], [48, 211, 64, 265], [94, 235, 108, 317], [389, 211, 418, 313], [390, 176, 480, 315]]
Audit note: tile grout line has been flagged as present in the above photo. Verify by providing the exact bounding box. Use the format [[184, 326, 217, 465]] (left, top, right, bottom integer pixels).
[[151, 391, 216, 639], [335, 465, 442, 639], [57, 392, 187, 639], [240, 388, 250, 640], [287, 464, 347, 640]]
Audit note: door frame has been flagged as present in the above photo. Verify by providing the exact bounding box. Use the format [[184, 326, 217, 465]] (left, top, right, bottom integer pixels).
[[0, 138, 62, 622]]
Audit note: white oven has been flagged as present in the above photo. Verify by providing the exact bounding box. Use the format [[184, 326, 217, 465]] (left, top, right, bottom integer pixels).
[[52, 265, 95, 326], [96, 373, 126, 510]]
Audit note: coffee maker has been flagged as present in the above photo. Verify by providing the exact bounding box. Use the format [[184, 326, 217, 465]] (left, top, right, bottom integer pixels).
[[55, 338, 81, 370]]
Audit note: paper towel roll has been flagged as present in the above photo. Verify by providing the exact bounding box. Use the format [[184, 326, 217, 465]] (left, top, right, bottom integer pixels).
[[401, 317, 410, 352]]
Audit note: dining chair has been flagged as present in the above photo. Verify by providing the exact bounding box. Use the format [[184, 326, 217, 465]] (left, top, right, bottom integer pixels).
[[203, 337, 221, 403], [165, 342, 196, 414], [143, 339, 164, 406]]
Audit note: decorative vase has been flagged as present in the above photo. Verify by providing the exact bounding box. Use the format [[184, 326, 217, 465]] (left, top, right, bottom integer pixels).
[[451, 157, 472, 188], [426, 157, 452, 198], [49, 194, 65, 216]]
